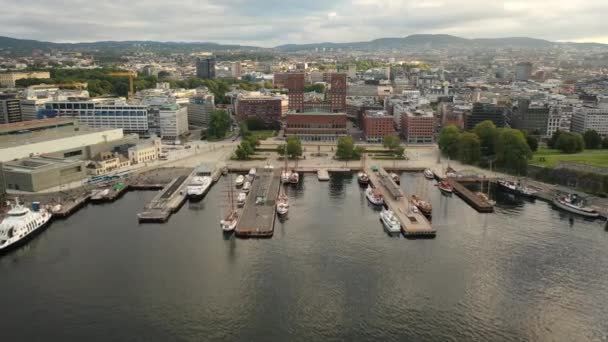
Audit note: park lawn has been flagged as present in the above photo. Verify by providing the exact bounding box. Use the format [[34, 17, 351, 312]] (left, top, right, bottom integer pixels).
[[531, 149, 608, 168], [250, 130, 276, 140]]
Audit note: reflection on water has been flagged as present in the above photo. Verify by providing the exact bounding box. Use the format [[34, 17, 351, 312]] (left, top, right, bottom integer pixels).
[[0, 174, 607, 341]]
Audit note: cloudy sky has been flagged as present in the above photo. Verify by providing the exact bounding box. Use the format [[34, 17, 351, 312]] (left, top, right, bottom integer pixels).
[[1, 0, 607, 46]]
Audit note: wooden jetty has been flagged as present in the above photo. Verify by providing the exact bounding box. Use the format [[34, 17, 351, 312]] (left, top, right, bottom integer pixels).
[[90, 182, 129, 203], [317, 169, 330, 181], [51, 195, 90, 218], [447, 178, 494, 213], [137, 174, 190, 223], [235, 168, 281, 238], [367, 167, 436, 237]]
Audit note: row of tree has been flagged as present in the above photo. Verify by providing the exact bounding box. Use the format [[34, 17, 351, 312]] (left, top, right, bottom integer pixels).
[[207, 110, 231, 139], [438, 121, 534, 174], [547, 129, 608, 152]]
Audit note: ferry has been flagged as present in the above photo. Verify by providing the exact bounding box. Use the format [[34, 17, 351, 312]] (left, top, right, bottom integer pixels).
[[411, 195, 432, 217], [423, 169, 435, 180], [357, 172, 370, 185], [365, 186, 384, 206], [186, 176, 212, 199], [0, 199, 52, 254], [552, 194, 599, 218], [497, 180, 537, 199], [237, 192, 247, 207], [380, 209, 401, 233], [437, 181, 453, 194], [235, 175, 245, 187]]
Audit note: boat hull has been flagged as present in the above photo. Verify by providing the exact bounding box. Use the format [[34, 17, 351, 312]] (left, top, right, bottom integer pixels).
[[552, 199, 600, 218], [0, 215, 52, 255], [497, 182, 536, 199]]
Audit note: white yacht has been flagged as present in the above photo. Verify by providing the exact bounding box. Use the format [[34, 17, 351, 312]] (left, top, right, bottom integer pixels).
[[186, 176, 212, 199], [0, 199, 52, 253], [423, 169, 435, 180], [237, 192, 247, 207], [552, 194, 599, 218], [235, 175, 245, 187], [243, 181, 251, 193], [248, 168, 257, 178], [380, 209, 401, 233], [365, 186, 384, 206]]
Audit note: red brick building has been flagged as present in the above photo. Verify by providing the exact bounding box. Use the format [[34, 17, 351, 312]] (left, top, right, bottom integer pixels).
[[235, 95, 282, 123], [329, 73, 347, 113], [363, 110, 395, 142], [285, 111, 347, 141], [402, 111, 435, 144], [286, 73, 305, 112]]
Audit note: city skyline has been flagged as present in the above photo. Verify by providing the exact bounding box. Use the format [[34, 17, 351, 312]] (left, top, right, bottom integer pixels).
[[1, 0, 608, 47]]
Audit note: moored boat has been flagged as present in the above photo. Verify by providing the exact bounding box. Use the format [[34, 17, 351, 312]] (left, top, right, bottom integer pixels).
[[411, 195, 432, 217], [423, 169, 435, 180], [552, 194, 599, 218], [187, 176, 212, 199], [0, 199, 52, 254], [237, 192, 247, 207], [289, 171, 299, 184], [357, 172, 370, 185], [365, 186, 384, 206], [243, 181, 251, 193], [437, 180, 453, 194], [276, 194, 289, 216], [220, 211, 238, 232], [235, 175, 245, 187], [390, 173, 400, 185], [281, 170, 292, 183], [380, 209, 401, 233], [248, 168, 257, 179], [497, 180, 537, 198]]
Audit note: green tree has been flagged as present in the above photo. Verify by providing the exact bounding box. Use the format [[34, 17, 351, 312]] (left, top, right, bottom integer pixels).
[[383, 134, 403, 157], [473, 120, 498, 156], [583, 129, 602, 149], [336, 136, 357, 160], [548, 129, 562, 149], [526, 135, 539, 152], [438, 125, 461, 159], [458, 132, 482, 164], [556, 132, 585, 153], [234, 141, 254, 160], [286, 136, 303, 159], [495, 128, 532, 174], [304, 84, 325, 93], [603, 137, 608, 149], [208, 110, 231, 139]]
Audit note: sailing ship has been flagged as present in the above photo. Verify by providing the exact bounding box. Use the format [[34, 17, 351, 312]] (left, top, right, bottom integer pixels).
[[497, 180, 537, 198], [220, 176, 239, 232]]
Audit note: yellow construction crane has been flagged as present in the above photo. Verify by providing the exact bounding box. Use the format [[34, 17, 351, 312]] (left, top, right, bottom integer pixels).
[[106, 71, 137, 98]]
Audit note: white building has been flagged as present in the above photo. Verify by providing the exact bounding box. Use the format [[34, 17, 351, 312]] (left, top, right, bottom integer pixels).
[[571, 106, 608, 137], [128, 138, 161, 164], [159, 105, 188, 139]]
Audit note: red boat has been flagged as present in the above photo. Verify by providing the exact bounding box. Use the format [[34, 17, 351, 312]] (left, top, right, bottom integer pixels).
[[437, 181, 453, 194]]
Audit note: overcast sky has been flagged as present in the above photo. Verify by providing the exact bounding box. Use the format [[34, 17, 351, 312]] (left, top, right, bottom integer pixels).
[[1, 0, 607, 46]]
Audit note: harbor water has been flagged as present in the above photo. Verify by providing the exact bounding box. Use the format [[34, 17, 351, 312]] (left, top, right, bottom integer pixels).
[[1, 173, 607, 341]]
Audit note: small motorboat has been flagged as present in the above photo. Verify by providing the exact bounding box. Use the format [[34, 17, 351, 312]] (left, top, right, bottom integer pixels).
[[423, 169, 435, 180], [552, 193, 599, 218], [411, 195, 432, 217], [390, 173, 400, 185], [248, 168, 257, 179], [289, 171, 299, 184], [237, 192, 247, 207], [220, 210, 238, 232], [437, 180, 453, 194], [243, 181, 251, 193], [235, 175, 245, 187], [357, 172, 370, 185], [276, 194, 289, 216], [365, 186, 384, 206], [281, 169, 292, 183]]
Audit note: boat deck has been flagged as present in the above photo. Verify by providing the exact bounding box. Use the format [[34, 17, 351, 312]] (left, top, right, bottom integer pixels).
[[235, 169, 281, 238], [367, 167, 435, 237]]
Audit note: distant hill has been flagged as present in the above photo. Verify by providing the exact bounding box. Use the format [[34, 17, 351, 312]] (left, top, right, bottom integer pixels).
[[275, 34, 605, 51]]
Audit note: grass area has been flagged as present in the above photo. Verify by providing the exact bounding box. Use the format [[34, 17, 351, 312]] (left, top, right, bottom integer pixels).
[[531, 148, 608, 168], [249, 130, 276, 140]]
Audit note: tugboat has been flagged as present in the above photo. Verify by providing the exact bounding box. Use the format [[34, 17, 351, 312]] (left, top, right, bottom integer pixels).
[[365, 186, 384, 206], [497, 179, 537, 199], [380, 209, 401, 233], [410, 195, 432, 217], [552, 193, 599, 218], [423, 169, 435, 180], [0, 199, 52, 253], [437, 180, 453, 194], [390, 173, 401, 185]]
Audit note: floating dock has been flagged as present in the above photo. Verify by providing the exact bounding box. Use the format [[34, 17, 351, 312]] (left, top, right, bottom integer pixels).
[[367, 167, 436, 237], [90, 182, 129, 203], [317, 169, 330, 181], [448, 179, 494, 213], [235, 168, 281, 238], [137, 175, 190, 223], [51, 195, 90, 218]]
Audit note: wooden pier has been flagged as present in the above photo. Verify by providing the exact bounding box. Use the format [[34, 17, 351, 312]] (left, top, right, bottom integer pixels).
[[367, 167, 436, 237], [235, 168, 281, 238], [90, 182, 129, 203], [51, 195, 90, 218], [137, 175, 190, 223], [447, 178, 494, 213]]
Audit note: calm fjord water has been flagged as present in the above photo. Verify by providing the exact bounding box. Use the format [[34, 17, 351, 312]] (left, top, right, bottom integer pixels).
[[1, 173, 607, 341]]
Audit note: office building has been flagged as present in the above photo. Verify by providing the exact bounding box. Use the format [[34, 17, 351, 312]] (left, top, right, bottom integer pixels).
[[45, 101, 149, 134], [187, 95, 215, 127], [402, 111, 435, 144], [287, 73, 305, 112], [515, 62, 533, 81], [285, 111, 347, 141], [0, 95, 22, 124], [330, 73, 347, 113], [465, 103, 506, 130], [3, 156, 86, 192], [511, 99, 550, 135], [571, 106, 608, 137], [196, 57, 216, 79], [159, 105, 188, 139], [0, 71, 51, 88], [362, 110, 395, 143], [235, 94, 283, 123]]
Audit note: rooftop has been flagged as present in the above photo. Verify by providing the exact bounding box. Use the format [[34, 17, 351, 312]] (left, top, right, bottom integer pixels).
[[0, 123, 121, 149], [288, 111, 346, 115], [3, 156, 83, 173]]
